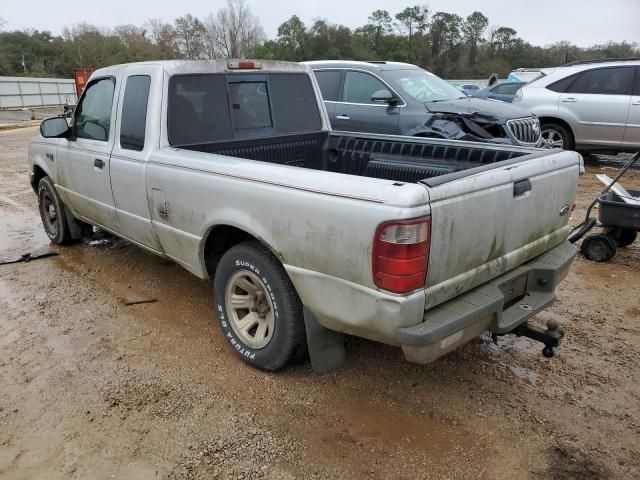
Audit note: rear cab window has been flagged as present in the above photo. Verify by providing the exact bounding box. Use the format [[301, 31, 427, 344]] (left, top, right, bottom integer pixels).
[[120, 75, 151, 151], [168, 72, 322, 145]]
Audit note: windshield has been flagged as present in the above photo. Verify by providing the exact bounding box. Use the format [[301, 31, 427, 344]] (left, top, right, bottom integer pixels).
[[385, 69, 466, 103]]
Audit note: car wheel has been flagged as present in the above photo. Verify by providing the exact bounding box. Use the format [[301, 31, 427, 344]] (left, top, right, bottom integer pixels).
[[213, 240, 307, 371], [606, 227, 637, 248], [581, 233, 617, 262], [540, 122, 574, 150], [37, 177, 76, 245]]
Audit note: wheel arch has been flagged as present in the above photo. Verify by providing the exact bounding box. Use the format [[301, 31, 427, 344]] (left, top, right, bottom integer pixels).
[[199, 223, 285, 280], [31, 164, 50, 192], [537, 117, 576, 144]]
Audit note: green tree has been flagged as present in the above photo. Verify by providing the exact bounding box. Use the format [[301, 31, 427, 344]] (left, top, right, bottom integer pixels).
[[430, 12, 463, 57], [366, 10, 393, 54], [395, 6, 428, 53], [274, 15, 308, 61], [462, 11, 488, 67]]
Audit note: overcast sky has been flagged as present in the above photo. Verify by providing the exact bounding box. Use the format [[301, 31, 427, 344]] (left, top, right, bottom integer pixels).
[[1, 0, 638, 47]]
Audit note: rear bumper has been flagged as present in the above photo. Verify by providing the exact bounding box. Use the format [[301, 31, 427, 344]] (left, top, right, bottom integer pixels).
[[396, 241, 577, 364]]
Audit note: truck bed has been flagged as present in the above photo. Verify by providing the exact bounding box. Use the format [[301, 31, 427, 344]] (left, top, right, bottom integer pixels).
[[178, 131, 539, 184]]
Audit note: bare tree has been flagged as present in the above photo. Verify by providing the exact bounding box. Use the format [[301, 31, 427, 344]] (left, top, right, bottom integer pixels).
[[0, 17, 7, 31], [205, 0, 265, 59], [174, 14, 207, 59], [146, 19, 179, 59]]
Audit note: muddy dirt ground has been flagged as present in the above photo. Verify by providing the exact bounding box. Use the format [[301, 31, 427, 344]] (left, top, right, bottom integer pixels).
[[1, 127, 639, 480]]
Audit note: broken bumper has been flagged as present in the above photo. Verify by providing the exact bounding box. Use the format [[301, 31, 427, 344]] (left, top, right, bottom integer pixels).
[[396, 241, 577, 364]]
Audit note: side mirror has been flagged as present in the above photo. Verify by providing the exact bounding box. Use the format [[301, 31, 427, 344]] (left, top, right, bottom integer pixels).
[[371, 89, 398, 105], [40, 117, 70, 138]]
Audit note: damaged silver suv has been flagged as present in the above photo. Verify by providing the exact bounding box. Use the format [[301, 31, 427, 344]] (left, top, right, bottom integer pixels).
[[307, 60, 541, 147]]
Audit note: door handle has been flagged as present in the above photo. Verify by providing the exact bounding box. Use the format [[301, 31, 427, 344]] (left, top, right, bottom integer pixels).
[[336, 115, 350, 120], [632, 100, 640, 106], [513, 179, 532, 197], [94, 158, 105, 169], [561, 97, 577, 103]]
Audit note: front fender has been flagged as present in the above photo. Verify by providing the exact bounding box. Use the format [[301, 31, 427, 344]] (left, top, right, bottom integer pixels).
[[28, 139, 57, 191]]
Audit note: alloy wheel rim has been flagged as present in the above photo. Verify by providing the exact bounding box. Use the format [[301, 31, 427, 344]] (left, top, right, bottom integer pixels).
[[224, 270, 275, 349], [541, 128, 564, 149]]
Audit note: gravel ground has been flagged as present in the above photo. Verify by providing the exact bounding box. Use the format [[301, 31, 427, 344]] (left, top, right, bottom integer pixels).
[[0, 127, 639, 480]]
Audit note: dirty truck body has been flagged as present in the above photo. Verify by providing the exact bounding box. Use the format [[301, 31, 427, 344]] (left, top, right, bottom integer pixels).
[[29, 60, 580, 371]]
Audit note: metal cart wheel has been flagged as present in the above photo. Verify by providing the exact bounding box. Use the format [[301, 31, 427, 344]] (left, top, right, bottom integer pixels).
[[581, 233, 617, 262], [605, 227, 638, 248]]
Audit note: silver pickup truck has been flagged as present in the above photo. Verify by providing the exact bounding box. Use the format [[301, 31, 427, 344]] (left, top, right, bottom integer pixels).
[[29, 60, 580, 372]]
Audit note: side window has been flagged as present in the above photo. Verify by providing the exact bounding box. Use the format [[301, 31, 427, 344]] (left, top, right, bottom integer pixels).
[[567, 67, 634, 95], [120, 75, 151, 151], [494, 83, 520, 95], [314, 70, 342, 101], [168, 74, 232, 145], [342, 71, 388, 104], [228, 81, 273, 130], [74, 77, 115, 142], [546, 73, 579, 93]]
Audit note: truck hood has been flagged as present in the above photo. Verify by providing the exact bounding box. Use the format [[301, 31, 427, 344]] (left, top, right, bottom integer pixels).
[[425, 97, 533, 122]]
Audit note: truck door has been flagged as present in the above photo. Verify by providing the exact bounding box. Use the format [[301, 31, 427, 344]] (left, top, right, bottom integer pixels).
[[56, 76, 119, 230], [559, 66, 634, 147], [109, 65, 163, 251], [332, 70, 400, 134]]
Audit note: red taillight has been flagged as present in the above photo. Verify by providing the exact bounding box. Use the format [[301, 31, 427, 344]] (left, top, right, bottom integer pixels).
[[372, 216, 431, 294]]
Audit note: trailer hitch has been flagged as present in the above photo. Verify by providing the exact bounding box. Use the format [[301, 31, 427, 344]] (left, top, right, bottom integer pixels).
[[512, 319, 565, 358]]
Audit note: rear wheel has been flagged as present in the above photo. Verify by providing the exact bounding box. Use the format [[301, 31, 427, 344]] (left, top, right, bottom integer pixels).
[[213, 241, 307, 371], [540, 122, 574, 150], [581, 233, 617, 262], [605, 227, 637, 248]]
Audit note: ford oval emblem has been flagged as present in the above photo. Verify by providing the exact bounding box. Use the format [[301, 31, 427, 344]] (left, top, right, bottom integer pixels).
[[559, 205, 570, 216]]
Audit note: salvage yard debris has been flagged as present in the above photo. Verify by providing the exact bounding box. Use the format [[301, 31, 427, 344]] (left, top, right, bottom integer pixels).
[[0, 247, 58, 266]]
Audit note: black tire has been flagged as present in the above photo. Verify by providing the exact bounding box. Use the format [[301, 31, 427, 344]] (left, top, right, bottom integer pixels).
[[37, 177, 76, 245], [581, 233, 617, 262], [605, 227, 637, 248], [213, 240, 307, 371], [540, 122, 574, 150]]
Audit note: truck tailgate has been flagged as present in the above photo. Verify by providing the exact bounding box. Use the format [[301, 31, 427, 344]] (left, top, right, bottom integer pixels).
[[422, 151, 580, 310]]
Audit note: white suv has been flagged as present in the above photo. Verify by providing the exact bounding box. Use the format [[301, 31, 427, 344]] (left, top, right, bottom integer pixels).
[[513, 59, 640, 152]]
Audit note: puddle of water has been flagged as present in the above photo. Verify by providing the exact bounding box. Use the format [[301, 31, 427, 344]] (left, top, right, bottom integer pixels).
[[0, 210, 50, 259]]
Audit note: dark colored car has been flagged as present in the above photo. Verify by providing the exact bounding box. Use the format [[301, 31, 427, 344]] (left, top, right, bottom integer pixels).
[[471, 81, 527, 103], [306, 61, 541, 147]]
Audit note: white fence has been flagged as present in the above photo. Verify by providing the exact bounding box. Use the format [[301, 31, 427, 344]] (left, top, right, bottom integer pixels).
[[0, 76, 77, 109]]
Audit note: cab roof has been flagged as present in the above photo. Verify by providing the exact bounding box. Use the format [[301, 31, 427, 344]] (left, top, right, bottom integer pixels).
[[304, 60, 422, 72]]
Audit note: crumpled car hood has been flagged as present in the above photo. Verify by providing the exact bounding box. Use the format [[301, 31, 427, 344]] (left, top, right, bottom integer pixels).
[[424, 97, 533, 122]]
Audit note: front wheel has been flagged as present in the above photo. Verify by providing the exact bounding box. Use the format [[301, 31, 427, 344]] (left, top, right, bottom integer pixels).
[[213, 241, 307, 371], [540, 122, 574, 150], [37, 177, 75, 244]]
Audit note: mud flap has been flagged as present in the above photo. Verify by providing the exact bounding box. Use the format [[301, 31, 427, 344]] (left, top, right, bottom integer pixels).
[[64, 205, 86, 241], [303, 307, 346, 374]]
